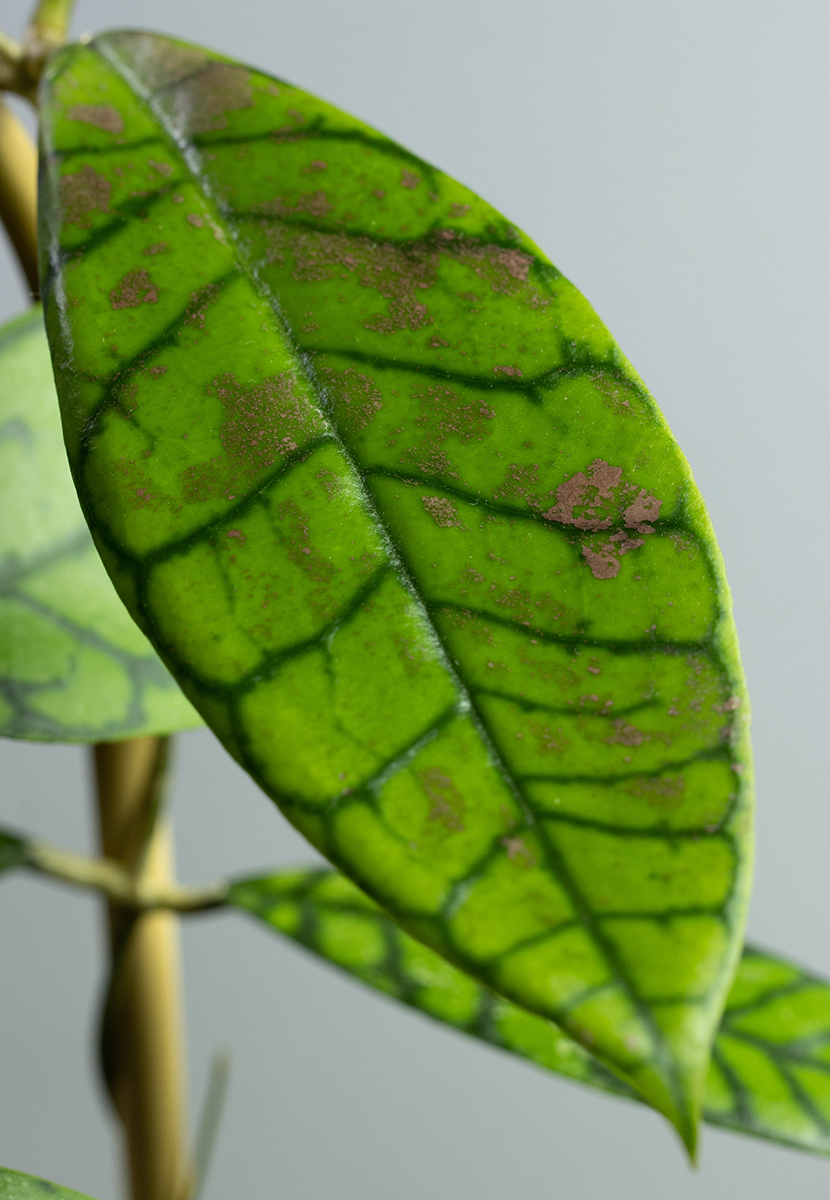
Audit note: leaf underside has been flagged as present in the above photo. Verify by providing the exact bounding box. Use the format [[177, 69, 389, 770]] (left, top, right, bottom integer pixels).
[[0, 309, 201, 742], [231, 869, 830, 1158], [39, 30, 753, 1145], [0, 1167, 96, 1200]]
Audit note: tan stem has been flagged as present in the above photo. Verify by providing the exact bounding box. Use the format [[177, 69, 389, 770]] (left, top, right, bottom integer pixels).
[[93, 737, 191, 1200], [0, 98, 38, 295]]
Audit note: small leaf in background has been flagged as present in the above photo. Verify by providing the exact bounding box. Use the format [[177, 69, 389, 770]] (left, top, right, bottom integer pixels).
[[39, 32, 754, 1148], [0, 1167, 97, 1200], [0, 831, 27, 874], [231, 869, 830, 1157], [0, 309, 201, 742]]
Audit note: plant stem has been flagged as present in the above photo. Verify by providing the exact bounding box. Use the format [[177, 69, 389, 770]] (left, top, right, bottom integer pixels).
[[0, 98, 37, 294], [93, 737, 191, 1200], [26, 838, 228, 910]]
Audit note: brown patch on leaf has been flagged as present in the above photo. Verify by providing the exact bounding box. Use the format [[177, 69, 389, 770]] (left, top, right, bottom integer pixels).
[[494, 463, 541, 509], [67, 103, 124, 134], [180, 371, 324, 504], [276, 498, 338, 587], [259, 189, 333, 220], [627, 774, 686, 813], [501, 835, 537, 867], [401, 382, 495, 482], [400, 170, 421, 189], [165, 61, 254, 134], [110, 268, 158, 309], [60, 164, 111, 228], [607, 720, 649, 748], [181, 282, 223, 331], [542, 458, 663, 580], [320, 367, 383, 431], [419, 767, 465, 831], [422, 496, 465, 528]]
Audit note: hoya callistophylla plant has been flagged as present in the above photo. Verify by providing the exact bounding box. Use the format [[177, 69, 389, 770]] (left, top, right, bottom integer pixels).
[[36, 29, 753, 1154]]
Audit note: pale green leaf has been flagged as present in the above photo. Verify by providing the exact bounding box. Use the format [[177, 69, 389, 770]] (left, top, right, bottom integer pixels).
[[0, 309, 201, 741], [231, 869, 830, 1156]]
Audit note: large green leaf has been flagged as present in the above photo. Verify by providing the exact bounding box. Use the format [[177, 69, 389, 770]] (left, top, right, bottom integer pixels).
[[231, 868, 830, 1157], [0, 1168, 97, 1200], [38, 31, 753, 1147], [0, 308, 201, 742]]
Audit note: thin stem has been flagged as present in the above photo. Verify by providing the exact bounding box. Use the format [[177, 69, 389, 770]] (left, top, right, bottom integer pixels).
[[0, 98, 38, 295], [26, 838, 229, 911], [0, 0, 76, 100], [94, 737, 192, 1200]]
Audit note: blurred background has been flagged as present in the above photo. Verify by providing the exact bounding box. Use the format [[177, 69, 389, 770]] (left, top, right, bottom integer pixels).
[[1, 0, 829, 1195]]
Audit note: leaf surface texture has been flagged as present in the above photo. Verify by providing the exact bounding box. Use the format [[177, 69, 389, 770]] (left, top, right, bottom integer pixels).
[[38, 32, 754, 1144]]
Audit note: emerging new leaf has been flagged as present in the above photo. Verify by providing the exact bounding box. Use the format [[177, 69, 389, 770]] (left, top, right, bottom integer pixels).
[[0, 309, 201, 741], [232, 869, 830, 1157], [38, 32, 753, 1148]]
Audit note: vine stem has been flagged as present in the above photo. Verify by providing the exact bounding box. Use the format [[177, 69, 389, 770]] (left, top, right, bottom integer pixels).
[[94, 737, 192, 1200]]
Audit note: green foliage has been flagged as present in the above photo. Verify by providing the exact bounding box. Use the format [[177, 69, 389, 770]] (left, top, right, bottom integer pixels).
[[0, 309, 201, 742], [37, 30, 753, 1148], [231, 868, 830, 1156], [0, 1167, 96, 1200]]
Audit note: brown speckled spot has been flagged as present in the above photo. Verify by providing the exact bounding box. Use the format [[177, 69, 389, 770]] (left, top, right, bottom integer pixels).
[[627, 775, 686, 812], [400, 382, 495, 484], [67, 103, 124, 135], [110, 268, 158, 309], [542, 459, 662, 580], [182, 282, 223, 331], [449, 203, 472, 218], [422, 496, 465, 528], [60, 164, 111, 228], [500, 834, 537, 867], [544, 460, 622, 530], [400, 170, 421, 190], [607, 720, 649, 748], [166, 61, 254, 134], [321, 367, 382, 431], [181, 371, 325, 503], [143, 242, 168, 256], [258, 190, 332, 220], [494, 463, 541, 509], [420, 767, 465, 831], [623, 489, 662, 533]]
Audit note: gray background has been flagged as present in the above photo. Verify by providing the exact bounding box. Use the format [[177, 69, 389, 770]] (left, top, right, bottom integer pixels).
[[1, 0, 828, 1195]]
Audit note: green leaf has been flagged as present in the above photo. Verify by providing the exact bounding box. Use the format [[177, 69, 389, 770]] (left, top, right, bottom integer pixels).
[[231, 868, 830, 1157], [0, 308, 201, 741], [38, 31, 753, 1148], [0, 830, 28, 873], [0, 1167, 97, 1200]]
